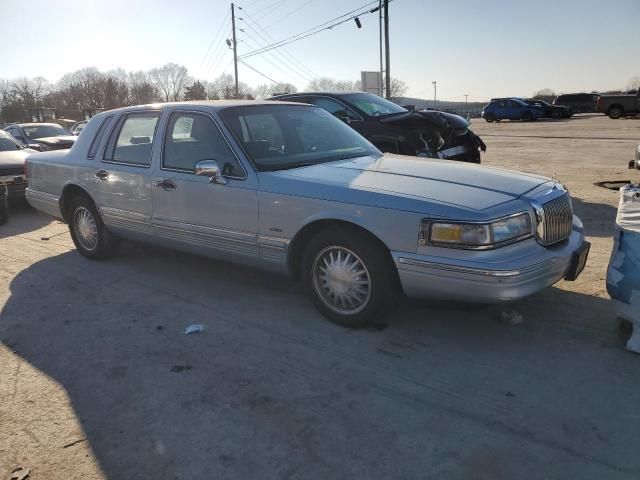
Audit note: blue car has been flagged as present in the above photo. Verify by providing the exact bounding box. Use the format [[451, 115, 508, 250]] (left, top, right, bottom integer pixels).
[[482, 98, 543, 122]]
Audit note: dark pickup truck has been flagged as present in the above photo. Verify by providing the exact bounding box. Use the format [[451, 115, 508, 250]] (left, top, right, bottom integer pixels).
[[597, 90, 640, 119]]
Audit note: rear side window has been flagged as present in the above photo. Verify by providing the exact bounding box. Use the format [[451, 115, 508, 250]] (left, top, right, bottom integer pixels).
[[87, 116, 113, 159], [104, 112, 160, 166]]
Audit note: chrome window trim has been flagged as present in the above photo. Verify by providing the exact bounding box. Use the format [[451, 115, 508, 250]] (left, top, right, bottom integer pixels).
[[419, 211, 534, 250], [101, 110, 162, 169], [159, 109, 247, 180]]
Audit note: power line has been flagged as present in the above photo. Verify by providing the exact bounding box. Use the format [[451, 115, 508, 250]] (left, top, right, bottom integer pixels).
[[239, 59, 279, 84], [198, 10, 231, 77], [239, 31, 311, 84], [261, 0, 313, 29], [202, 18, 233, 78], [238, 6, 319, 79], [238, 0, 382, 60]]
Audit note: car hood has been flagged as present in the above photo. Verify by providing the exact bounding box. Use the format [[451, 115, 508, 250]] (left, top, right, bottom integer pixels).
[[32, 135, 76, 146], [379, 110, 470, 130], [263, 154, 550, 214], [0, 149, 34, 171]]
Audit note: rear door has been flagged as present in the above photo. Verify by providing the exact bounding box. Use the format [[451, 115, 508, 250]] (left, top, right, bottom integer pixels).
[[151, 109, 259, 262], [94, 110, 160, 238]]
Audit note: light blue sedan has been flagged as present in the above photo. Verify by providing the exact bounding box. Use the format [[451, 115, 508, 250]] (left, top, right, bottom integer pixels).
[[24, 101, 590, 327]]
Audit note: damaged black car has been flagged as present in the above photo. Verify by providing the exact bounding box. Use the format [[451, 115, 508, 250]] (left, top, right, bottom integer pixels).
[[270, 91, 486, 163]]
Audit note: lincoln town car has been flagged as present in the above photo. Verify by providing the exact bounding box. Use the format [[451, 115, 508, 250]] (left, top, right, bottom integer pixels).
[[24, 101, 590, 327]]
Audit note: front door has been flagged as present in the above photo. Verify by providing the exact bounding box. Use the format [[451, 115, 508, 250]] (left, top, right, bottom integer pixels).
[[151, 110, 259, 263]]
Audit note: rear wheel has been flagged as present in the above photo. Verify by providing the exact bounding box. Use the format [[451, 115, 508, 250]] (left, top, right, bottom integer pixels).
[[551, 109, 562, 119], [0, 188, 8, 225], [522, 111, 533, 121], [67, 195, 120, 260], [608, 105, 624, 119], [301, 227, 398, 328], [485, 113, 496, 123]]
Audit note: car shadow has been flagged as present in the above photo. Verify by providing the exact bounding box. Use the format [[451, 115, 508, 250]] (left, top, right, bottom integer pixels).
[[571, 196, 618, 237], [0, 200, 58, 239], [1, 244, 636, 478]]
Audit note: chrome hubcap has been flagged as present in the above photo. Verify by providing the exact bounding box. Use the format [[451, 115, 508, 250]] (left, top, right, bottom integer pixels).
[[313, 246, 371, 315], [73, 206, 98, 251]]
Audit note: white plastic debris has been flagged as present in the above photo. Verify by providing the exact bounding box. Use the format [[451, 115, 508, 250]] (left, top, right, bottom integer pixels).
[[500, 309, 524, 325], [184, 324, 206, 335]]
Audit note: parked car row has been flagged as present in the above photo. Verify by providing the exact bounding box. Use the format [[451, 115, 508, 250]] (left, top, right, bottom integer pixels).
[[597, 89, 640, 119], [0, 130, 36, 224], [482, 98, 572, 122], [21, 99, 589, 327], [2, 122, 76, 150]]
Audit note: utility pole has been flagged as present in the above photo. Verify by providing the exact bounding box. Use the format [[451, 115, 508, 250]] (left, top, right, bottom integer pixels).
[[464, 94, 468, 113], [231, 2, 239, 98], [378, 0, 383, 97], [383, 0, 391, 99], [432, 81, 437, 106]]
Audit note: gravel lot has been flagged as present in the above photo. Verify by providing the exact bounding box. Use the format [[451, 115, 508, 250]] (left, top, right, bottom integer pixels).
[[1, 115, 639, 479]]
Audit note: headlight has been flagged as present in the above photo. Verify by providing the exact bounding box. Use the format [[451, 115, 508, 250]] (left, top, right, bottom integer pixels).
[[419, 212, 533, 249]]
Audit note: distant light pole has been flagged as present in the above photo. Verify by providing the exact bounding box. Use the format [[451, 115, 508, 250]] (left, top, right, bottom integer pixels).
[[464, 94, 468, 114], [432, 81, 437, 106]]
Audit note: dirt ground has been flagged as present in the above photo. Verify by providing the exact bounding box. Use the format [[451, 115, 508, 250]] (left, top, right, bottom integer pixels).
[[1, 115, 639, 479]]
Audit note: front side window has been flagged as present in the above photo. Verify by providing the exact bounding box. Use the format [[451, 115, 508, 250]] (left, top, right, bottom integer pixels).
[[104, 112, 159, 166], [163, 112, 242, 177], [308, 97, 360, 121], [221, 105, 379, 171], [341, 92, 406, 116]]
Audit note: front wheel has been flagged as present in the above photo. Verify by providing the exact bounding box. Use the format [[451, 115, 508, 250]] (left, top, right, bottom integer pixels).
[[301, 227, 399, 328], [68, 195, 120, 260], [522, 111, 533, 121], [484, 113, 496, 123], [551, 109, 562, 119]]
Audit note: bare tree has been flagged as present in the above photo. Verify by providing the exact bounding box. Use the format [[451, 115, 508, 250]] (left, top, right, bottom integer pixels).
[[307, 77, 354, 91], [389, 78, 408, 98], [128, 71, 157, 105], [148, 63, 190, 102], [184, 81, 207, 101], [206, 73, 253, 99], [8, 76, 50, 107], [532, 88, 556, 102], [57, 68, 106, 110], [253, 82, 297, 99], [625, 76, 640, 92]]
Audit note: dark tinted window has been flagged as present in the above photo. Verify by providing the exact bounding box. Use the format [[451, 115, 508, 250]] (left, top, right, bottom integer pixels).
[[0, 130, 23, 151], [104, 112, 159, 166], [163, 112, 242, 177], [23, 124, 69, 139], [308, 97, 360, 120]]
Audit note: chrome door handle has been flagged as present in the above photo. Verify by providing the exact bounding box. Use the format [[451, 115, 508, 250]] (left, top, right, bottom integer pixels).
[[153, 179, 177, 190], [95, 170, 109, 180]]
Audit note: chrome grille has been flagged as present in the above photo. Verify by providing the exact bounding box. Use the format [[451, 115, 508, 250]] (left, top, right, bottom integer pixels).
[[538, 193, 573, 246]]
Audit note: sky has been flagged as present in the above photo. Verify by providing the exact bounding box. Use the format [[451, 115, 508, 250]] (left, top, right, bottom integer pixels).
[[1, 0, 639, 101]]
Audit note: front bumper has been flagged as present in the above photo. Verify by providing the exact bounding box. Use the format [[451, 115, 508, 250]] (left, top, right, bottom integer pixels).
[[0, 174, 26, 198], [393, 222, 587, 303]]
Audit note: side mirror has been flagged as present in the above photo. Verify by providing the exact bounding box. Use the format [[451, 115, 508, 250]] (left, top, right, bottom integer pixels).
[[27, 143, 43, 152], [195, 159, 227, 185]]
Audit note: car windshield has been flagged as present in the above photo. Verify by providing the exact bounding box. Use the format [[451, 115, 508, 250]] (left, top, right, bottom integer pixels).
[[23, 124, 70, 139], [0, 131, 23, 151], [341, 92, 407, 116], [221, 105, 380, 172]]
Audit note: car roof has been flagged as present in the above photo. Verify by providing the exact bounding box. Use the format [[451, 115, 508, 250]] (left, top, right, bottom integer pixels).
[[14, 122, 62, 127], [95, 100, 308, 116], [271, 91, 362, 98]]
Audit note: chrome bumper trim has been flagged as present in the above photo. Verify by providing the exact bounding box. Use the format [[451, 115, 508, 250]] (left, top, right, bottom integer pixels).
[[397, 257, 557, 278]]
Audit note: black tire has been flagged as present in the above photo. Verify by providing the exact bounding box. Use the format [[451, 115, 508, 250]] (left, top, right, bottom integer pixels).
[[608, 105, 624, 119], [0, 191, 8, 226], [301, 226, 399, 328], [522, 111, 533, 121], [551, 109, 562, 119], [67, 194, 120, 260], [484, 113, 496, 123]]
